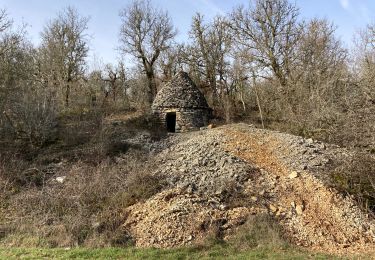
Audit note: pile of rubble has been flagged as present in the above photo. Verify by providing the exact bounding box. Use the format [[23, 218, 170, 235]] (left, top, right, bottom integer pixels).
[[123, 188, 252, 248], [121, 123, 375, 254], [153, 131, 256, 196]]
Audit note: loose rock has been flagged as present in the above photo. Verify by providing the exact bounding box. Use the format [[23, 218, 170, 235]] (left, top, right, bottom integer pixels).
[[289, 171, 299, 179]]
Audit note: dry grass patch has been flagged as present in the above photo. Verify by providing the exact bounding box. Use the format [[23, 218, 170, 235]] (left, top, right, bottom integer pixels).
[[1, 150, 166, 247], [229, 214, 288, 250]]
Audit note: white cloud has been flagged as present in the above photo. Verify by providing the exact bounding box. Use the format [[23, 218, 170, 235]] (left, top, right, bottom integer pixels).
[[200, 0, 224, 16], [338, 0, 371, 23], [340, 0, 350, 10]]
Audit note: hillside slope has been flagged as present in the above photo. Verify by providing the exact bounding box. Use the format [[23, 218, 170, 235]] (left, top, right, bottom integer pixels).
[[123, 123, 375, 254]]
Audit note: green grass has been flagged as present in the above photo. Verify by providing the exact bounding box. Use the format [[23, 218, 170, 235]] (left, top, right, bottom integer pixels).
[[0, 245, 341, 260]]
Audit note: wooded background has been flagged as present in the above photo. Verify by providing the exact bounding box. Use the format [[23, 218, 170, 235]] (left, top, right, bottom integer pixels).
[[0, 0, 374, 151]]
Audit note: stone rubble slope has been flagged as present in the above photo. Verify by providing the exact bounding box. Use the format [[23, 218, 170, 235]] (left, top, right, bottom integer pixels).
[[224, 124, 375, 253], [123, 188, 251, 248], [153, 130, 257, 196], [122, 123, 375, 254]]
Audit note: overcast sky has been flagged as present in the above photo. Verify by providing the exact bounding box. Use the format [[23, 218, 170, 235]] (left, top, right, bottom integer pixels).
[[0, 0, 374, 67]]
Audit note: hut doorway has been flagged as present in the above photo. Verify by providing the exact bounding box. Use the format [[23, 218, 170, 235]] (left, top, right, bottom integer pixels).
[[166, 112, 176, 132]]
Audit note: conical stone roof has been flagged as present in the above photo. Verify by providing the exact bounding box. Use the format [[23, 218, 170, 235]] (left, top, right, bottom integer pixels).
[[152, 71, 210, 110]]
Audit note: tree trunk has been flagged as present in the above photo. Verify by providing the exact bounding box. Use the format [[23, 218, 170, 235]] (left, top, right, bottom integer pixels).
[[146, 69, 156, 104], [252, 71, 265, 129], [206, 68, 218, 107], [65, 81, 71, 108], [112, 82, 117, 102], [239, 90, 246, 112]]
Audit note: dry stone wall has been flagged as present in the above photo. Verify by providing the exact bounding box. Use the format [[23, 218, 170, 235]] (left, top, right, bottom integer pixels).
[[153, 108, 210, 132]]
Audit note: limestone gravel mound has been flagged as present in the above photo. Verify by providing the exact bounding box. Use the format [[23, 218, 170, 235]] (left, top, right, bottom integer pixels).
[[122, 123, 375, 254], [224, 124, 375, 254], [123, 188, 252, 248], [153, 130, 258, 196]]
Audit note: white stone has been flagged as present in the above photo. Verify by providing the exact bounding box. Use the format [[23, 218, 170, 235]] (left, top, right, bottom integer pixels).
[[251, 196, 258, 202], [288, 171, 299, 179], [296, 205, 304, 215], [55, 176, 66, 183]]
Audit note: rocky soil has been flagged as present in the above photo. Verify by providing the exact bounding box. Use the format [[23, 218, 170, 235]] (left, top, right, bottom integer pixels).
[[121, 123, 375, 254]]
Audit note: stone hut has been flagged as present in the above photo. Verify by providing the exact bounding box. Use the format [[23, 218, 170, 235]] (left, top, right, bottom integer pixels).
[[152, 71, 211, 132]]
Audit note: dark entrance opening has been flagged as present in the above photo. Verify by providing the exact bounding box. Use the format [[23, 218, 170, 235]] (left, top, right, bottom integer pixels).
[[166, 112, 176, 132]]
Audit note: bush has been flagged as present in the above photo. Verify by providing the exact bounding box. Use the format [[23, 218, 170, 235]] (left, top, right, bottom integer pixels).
[[331, 153, 375, 213], [0, 153, 33, 187], [2, 152, 166, 247], [1, 84, 59, 148]]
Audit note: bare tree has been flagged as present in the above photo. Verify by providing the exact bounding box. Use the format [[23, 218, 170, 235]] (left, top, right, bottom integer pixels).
[[0, 9, 14, 113], [119, 0, 176, 104], [0, 9, 58, 147], [0, 9, 11, 32], [103, 61, 127, 103], [355, 22, 375, 104], [0, 9, 33, 120], [230, 0, 302, 89], [347, 22, 375, 150], [0, 9, 14, 57], [189, 13, 215, 96], [40, 7, 89, 108], [188, 14, 233, 109], [157, 44, 185, 81], [293, 19, 347, 102]]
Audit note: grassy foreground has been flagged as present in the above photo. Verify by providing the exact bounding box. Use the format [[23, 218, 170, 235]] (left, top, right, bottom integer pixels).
[[0, 246, 339, 260]]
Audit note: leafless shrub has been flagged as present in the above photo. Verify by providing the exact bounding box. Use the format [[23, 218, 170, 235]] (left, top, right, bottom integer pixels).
[[331, 153, 375, 214], [3, 83, 59, 148], [4, 154, 166, 247]]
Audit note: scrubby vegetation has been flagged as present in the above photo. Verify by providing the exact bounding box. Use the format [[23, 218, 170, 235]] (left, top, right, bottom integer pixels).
[[0, 111, 167, 247], [331, 153, 375, 214]]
